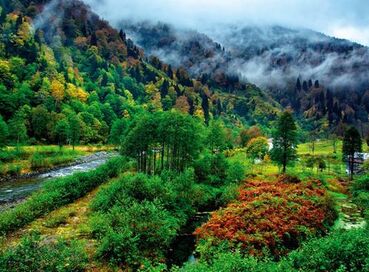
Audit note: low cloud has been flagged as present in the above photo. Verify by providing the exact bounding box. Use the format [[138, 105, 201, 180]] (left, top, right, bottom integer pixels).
[[83, 0, 369, 45]]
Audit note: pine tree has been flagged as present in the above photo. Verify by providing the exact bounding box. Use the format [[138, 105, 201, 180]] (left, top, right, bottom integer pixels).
[[270, 111, 298, 173], [302, 81, 308, 92], [296, 78, 301, 91], [314, 80, 320, 88], [119, 29, 126, 42], [343, 127, 362, 180]]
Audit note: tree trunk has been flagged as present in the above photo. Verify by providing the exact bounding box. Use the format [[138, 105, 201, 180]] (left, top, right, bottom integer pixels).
[[161, 142, 165, 171], [350, 154, 354, 181]]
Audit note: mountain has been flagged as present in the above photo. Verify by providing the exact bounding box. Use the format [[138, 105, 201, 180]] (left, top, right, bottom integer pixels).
[[121, 21, 369, 133], [0, 0, 279, 147]]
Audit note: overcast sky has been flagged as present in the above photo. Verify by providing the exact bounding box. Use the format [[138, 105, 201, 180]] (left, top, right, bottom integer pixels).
[[83, 0, 369, 46]]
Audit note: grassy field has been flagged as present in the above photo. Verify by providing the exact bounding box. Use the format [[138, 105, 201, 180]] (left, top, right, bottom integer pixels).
[[0, 145, 114, 176], [229, 140, 350, 178], [0, 140, 364, 271]]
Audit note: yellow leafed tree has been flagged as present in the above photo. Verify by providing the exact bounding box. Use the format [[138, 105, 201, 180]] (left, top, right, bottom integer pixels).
[[51, 79, 65, 103]]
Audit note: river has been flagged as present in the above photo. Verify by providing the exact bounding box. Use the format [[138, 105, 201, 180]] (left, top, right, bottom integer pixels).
[[0, 152, 116, 211]]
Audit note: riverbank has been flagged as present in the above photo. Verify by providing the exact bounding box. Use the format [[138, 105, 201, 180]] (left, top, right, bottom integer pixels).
[[0, 145, 114, 181], [0, 151, 118, 210]]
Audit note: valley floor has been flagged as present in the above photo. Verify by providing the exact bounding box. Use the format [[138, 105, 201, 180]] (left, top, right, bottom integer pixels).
[[0, 140, 368, 271]]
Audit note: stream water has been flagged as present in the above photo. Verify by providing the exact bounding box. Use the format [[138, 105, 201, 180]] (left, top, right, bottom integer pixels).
[[0, 152, 116, 211], [336, 198, 366, 230], [166, 213, 210, 267]]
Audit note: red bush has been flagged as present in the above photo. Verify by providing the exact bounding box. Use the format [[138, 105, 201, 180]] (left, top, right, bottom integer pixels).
[[194, 178, 335, 256]]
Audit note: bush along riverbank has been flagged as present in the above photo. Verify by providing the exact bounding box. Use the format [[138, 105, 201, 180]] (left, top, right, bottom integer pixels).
[[0, 148, 115, 183], [0, 156, 130, 236], [88, 158, 245, 270]]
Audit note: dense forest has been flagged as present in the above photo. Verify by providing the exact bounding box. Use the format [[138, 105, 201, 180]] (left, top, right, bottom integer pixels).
[[123, 21, 369, 135], [0, 0, 280, 150], [0, 0, 369, 271]]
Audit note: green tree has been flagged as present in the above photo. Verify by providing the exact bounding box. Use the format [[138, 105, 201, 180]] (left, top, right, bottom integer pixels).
[[123, 111, 203, 174], [270, 111, 298, 173], [68, 114, 81, 150], [0, 115, 9, 148], [109, 118, 127, 146], [8, 110, 28, 145], [246, 136, 269, 162], [54, 119, 70, 150], [31, 105, 49, 141], [343, 127, 362, 180], [207, 119, 227, 152]]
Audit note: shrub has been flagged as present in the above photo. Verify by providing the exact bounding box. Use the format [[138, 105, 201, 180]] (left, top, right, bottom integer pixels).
[[178, 229, 369, 272], [92, 201, 181, 268], [288, 229, 369, 271], [194, 179, 337, 257], [7, 164, 21, 176], [194, 153, 245, 186], [0, 234, 88, 272], [90, 169, 203, 268], [353, 174, 369, 193], [30, 152, 50, 170]]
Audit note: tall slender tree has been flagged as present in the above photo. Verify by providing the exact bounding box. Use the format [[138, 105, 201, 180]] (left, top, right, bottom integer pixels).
[[68, 114, 81, 150], [343, 127, 362, 180], [270, 111, 298, 173]]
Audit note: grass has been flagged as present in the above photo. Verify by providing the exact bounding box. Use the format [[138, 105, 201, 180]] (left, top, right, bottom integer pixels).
[[0, 157, 129, 236], [0, 145, 114, 176], [0, 140, 360, 271]]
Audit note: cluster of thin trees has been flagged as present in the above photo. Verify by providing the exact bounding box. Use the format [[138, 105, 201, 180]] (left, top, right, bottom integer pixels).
[[122, 111, 203, 174]]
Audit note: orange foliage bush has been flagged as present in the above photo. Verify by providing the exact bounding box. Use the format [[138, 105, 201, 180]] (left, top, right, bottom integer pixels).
[[194, 178, 336, 256]]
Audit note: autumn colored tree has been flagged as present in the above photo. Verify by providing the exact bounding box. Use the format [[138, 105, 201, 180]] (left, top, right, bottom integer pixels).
[[238, 126, 262, 147], [174, 96, 190, 114], [51, 79, 65, 106], [246, 136, 269, 162], [271, 111, 298, 173]]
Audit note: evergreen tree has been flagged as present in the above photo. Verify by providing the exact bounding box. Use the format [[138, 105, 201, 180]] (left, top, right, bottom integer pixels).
[[302, 81, 308, 92], [308, 79, 313, 88], [119, 29, 126, 42], [314, 80, 320, 88], [343, 127, 362, 180], [270, 111, 298, 173], [296, 78, 301, 91]]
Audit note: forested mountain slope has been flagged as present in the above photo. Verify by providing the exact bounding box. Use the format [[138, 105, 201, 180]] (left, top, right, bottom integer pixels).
[[122, 21, 369, 134], [0, 0, 279, 148]]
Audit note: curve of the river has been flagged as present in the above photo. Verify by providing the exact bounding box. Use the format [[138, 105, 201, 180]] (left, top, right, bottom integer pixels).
[[0, 152, 117, 210]]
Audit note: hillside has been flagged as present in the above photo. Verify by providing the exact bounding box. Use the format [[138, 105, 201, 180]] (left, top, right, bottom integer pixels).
[[1, 1, 369, 272], [0, 0, 279, 149], [122, 21, 369, 134]]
